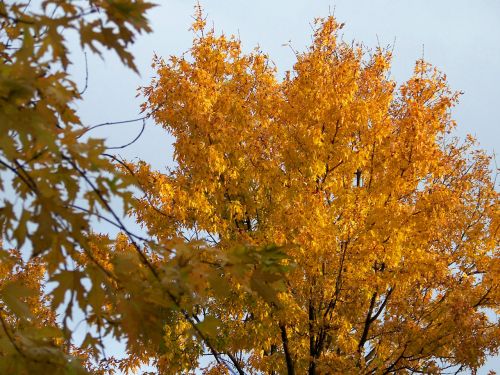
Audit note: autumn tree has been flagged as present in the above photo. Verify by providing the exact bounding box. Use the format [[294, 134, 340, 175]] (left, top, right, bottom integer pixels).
[[0, 0, 162, 372], [137, 13, 500, 374], [1, 2, 499, 374]]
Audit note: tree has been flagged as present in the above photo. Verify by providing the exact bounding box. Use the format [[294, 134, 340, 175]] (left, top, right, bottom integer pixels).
[[137, 13, 500, 374], [0, 0, 163, 372], [1, 2, 499, 374]]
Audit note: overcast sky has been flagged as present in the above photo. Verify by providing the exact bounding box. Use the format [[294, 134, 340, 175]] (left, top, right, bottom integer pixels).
[[70, 1, 500, 372], [75, 0, 500, 168]]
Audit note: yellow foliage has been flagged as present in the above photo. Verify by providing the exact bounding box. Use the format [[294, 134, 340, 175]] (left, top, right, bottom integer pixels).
[[1, 2, 499, 374], [136, 11, 500, 374]]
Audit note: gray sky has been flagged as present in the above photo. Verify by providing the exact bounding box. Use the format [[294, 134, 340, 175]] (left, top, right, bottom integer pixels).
[[76, 0, 500, 166], [71, 1, 500, 372]]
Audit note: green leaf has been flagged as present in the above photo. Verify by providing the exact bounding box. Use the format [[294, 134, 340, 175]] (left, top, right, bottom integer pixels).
[[0, 281, 35, 318]]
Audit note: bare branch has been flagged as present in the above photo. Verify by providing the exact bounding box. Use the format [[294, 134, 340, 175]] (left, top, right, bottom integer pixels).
[[106, 119, 146, 150]]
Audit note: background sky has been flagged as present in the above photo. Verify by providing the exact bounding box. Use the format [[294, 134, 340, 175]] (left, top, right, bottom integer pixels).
[[70, 1, 500, 372]]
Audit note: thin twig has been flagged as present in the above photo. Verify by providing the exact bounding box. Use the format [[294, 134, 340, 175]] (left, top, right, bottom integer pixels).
[[106, 119, 146, 150], [68, 204, 149, 243], [78, 52, 89, 95], [79, 116, 148, 138]]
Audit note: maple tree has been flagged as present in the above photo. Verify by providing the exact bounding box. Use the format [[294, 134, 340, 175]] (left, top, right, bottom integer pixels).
[[0, 1, 162, 373], [1, 1, 499, 374], [136, 12, 500, 374]]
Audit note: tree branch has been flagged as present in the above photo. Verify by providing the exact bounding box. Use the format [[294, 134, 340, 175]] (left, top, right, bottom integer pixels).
[[106, 119, 146, 150], [280, 324, 295, 375]]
